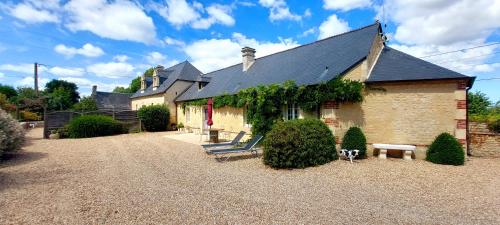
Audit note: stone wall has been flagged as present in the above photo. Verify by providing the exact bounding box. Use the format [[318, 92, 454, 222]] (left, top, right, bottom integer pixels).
[[470, 122, 500, 157]]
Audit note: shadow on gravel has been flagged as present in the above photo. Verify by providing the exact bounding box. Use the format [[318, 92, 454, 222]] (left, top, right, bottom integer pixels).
[[0, 167, 69, 192], [215, 153, 262, 162], [0, 151, 47, 168]]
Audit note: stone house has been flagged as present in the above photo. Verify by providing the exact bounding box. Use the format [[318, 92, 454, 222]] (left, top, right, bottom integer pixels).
[[172, 22, 475, 159], [130, 61, 202, 125]]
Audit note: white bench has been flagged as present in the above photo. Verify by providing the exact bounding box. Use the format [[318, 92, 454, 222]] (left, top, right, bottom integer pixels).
[[373, 144, 416, 160]]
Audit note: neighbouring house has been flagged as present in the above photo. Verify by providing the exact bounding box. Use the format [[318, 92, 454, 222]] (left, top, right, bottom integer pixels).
[[130, 61, 202, 126], [91, 85, 131, 110], [172, 22, 474, 159]]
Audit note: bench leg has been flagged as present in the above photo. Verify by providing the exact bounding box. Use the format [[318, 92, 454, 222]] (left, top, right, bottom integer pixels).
[[403, 150, 413, 160], [378, 149, 387, 159]]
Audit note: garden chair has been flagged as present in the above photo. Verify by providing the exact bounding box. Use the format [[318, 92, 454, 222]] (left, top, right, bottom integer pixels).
[[201, 131, 246, 151], [207, 135, 263, 161]]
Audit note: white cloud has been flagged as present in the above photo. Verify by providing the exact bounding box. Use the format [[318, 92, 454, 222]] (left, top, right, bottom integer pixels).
[[323, 0, 371, 11], [64, 0, 156, 44], [145, 52, 180, 68], [149, 0, 234, 30], [184, 33, 299, 72], [0, 72, 4, 80], [164, 36, 186, 47], [18, 76, 50, 87], [113, 55, 130, 62], [0, 63, 35, 74], [258, 0, 303, 21], [299, 27, 316, 37], [318, 14, 350, 39], [57, 77, 127, 94], [47, 66, 85, 77], [54, 43, 104, 58], [380, 0, 500, 46], [390, 40, 500, 74], [1, 1, 60, 24], [87, 61, 135, 79]]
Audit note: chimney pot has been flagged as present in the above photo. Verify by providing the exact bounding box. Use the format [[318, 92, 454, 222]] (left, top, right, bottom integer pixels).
[[241, 47, 256, 72]]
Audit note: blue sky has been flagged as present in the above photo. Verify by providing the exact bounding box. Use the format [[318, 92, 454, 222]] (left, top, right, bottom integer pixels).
[[0, 0, 499, 102]]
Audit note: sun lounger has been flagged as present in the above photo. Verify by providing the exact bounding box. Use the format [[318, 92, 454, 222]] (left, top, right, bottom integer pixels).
[[207, 135, 263, 161], [201, 131, 246, 150]]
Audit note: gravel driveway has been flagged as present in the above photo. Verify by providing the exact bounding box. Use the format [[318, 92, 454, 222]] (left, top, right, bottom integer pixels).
[[1, 128, 499, 224]]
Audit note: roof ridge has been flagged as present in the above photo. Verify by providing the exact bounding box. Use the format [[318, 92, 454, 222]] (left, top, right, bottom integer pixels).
[[201, 22, 381, 76]]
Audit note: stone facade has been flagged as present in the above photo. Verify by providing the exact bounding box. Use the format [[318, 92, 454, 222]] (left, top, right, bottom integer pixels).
[[131, 80, 193, 125], [470, 122, 500, 157]]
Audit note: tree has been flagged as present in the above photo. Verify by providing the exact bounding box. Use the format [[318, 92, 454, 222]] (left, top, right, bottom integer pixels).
[[112, 68, 152, 93], [15, 87, 43, 114], [45, 79, 80, 105], [468, 91, 491, 115], [112, 86, 129, 93], [72, 96, 98, 111], [48, 87, 73, 110], [0, 84, 17, 100]]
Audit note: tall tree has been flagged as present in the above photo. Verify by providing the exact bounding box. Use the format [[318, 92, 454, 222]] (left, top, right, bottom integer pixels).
[[45, 80, 80, 110], [468, 91, 491, 115]]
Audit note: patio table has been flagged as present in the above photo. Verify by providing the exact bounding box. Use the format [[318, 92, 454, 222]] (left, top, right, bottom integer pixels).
[[208, 128, 224, 143]]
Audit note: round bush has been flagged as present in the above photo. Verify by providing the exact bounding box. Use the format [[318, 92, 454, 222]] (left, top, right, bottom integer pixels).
[[68, 115, 124, 138], [426, 133, 465, 166], [0, 108, 25, 155], [263, 119, 338, 169], [341, 127, 367, 159], [138, 104, 170, 132]]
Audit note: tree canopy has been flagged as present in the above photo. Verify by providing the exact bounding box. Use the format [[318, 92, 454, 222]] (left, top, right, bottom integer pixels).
[[468, 91, 491, 115], [0, 84, 17, 100], [112, 68, 152, 94]]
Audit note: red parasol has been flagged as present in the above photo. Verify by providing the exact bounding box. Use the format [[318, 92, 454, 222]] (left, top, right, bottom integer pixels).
[[207, 98, 213, 127]]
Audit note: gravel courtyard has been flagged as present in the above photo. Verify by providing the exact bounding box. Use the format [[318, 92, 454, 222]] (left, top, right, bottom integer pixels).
[[1, 129, 499, 224]]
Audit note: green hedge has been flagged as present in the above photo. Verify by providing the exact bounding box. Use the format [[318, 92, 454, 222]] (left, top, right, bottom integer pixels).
[[138, 104, 170, 132], [341, 127, 367, 159], [1, 108, 25, 156], [68, 115, 124, 138], [426, 133, 465, 166], [263, 119, 338, 168]]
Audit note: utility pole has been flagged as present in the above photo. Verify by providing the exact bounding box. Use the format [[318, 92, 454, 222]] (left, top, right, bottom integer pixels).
[[34, 62, 39, 96]]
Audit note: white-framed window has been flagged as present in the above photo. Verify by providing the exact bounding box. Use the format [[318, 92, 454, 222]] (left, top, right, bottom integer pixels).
[[186, 107, 191, 122], [284, 103, 299, 120]]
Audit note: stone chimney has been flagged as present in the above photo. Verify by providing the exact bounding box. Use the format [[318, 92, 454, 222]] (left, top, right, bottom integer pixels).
[[241, 47, 256, 72], [140, 74, 146, 92], [91, 85, 97, 97]]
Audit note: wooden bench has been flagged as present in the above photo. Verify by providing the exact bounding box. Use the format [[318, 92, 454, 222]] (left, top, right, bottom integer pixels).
[[373, 144, 416, 160]]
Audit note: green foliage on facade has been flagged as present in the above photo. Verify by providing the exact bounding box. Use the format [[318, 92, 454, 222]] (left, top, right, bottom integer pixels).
[[181, 78, 364, 136], [341, 127, 367, 159], [138, 104, 170, 132], [426, 133, 465, 166], [68, 115, 124, 138], [263, 119, 338, 169]]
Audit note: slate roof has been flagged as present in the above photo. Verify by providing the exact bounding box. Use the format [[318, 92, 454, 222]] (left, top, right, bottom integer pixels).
[[176, 23, 382, 101], [367, 47, 474, 85], [131, 61, 202, 98], [94, 91, 132, 110]]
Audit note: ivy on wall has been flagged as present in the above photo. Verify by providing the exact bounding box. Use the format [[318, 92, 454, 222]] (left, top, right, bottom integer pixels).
[[181, 78, 364, 136]]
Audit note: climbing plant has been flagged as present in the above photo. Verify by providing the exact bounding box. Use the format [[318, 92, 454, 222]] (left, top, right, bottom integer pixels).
[[181, 78, 364, 136]]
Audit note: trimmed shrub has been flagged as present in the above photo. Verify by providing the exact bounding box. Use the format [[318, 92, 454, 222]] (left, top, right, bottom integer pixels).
[[138, 104, 170, 132], [263, 119, 338, 169], [426, 133, 465, 166], [341, 127, 367, 159], [0, 108, 25, 156], [68, 115, 124, 138]]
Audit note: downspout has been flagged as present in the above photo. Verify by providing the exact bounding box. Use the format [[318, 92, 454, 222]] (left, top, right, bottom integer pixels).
[[466, 85, 471, 156]]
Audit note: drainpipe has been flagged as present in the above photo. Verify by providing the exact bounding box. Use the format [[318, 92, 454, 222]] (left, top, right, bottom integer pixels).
[[466, 85, 471, 156]]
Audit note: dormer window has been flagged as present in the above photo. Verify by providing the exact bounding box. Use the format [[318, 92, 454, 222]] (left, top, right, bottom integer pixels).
[[198, 81, 208, 90]]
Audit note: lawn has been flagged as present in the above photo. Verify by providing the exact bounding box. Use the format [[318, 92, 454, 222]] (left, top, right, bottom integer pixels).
[[0, 128, 499, 224]]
